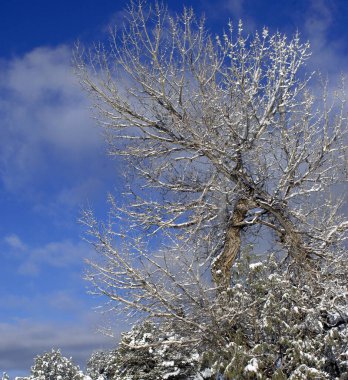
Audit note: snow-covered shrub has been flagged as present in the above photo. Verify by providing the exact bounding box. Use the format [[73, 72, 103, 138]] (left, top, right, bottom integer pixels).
[[30, 349, 84, 380], [197, 255, 348, 379], [86, 349, 119, 380], [116, 321, 203, 379]]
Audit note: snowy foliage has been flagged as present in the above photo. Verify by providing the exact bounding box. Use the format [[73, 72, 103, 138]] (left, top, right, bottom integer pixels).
[[87, 322, 202, 380], [29, 349, 84, 380], [116, 321, 206, 380], [193, 255, 348, 379], [86, 349, 119, 380]]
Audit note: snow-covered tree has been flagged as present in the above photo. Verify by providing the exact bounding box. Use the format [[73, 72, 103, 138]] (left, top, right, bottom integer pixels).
[[86, 322, 204, 380], [30, 349, 84, 380], [195, 254, 348, 378], [77, 0, 347, 289], [75, 1, 348, 378], [86, 349, 119, 380], [114, 321, 202, 379]]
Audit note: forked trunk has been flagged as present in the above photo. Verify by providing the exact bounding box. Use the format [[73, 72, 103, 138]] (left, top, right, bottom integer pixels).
[[212, 196, 313, 289]]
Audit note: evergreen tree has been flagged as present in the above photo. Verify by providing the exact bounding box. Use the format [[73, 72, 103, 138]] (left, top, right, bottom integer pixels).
[[30, 349, 84, 380]]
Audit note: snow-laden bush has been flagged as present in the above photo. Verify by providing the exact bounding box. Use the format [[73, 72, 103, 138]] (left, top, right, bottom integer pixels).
[[114, 321, 203, 379], [86, 349, 119, 380], [86, 322, 204, 380], [30, 349, 84, 380], [197, 254, 348, 379]]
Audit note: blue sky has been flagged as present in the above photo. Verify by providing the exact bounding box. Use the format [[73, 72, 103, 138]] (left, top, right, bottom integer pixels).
[[0, 0, 347, 376]]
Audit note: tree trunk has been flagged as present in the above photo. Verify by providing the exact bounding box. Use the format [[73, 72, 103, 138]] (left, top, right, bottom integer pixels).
[[211, 196, 313, 288], [255, 199, 312, 263], [212, 198, 253, 288]]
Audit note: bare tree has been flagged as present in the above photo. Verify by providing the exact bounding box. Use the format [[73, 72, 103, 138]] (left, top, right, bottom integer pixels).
[[76, 1, 347, 326]]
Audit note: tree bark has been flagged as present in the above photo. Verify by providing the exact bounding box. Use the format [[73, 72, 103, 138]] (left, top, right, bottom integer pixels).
[[212, 198, 253, 288]]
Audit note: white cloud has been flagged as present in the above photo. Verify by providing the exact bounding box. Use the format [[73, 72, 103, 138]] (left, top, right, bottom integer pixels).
[[3, 234, 94, 275], [3, 46, 74, 102], [0, 45, 108, 197]]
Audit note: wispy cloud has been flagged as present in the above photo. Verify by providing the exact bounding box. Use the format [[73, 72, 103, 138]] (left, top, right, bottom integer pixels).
[[4, 234, 27, 251], [0, 44, 126, 377], [305, 0, 333, 44], [3, 234, 93, 275], [0, 234, 128, 375], [55, 177, 105, 209], [0, 45, 99, 149], [223, 0, 244, 15], [301, 0, 346, 77], [196, 0, 244, 20]]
